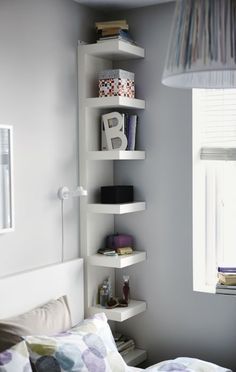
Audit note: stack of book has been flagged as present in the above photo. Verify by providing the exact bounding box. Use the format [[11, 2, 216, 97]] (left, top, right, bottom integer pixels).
[[125, 114, 138, 151], [113, 333, 135, 357], [216, 267, 236, 295], [95, 20, 136, 45]]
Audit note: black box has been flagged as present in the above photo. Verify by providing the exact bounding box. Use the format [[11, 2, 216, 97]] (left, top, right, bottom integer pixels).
[[101, 186, 134, 204]]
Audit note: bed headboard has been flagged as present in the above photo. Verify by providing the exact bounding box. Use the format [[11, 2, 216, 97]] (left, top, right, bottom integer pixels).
[[0, 258, 84, 326]]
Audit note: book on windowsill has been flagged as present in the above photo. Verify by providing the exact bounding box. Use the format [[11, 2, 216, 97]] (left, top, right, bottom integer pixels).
[[216, 283, 236, 295], [218, 272, 236, 285], [218, 266, 236, 273]]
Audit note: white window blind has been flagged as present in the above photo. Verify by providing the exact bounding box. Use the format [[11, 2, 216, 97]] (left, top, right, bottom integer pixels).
[[193, 89, 236, 292], [194, 89, 236, 160]]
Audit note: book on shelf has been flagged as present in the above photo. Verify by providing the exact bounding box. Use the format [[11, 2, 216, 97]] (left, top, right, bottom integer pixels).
[[113, 332, 136, 356], [97, 35, 137, 46], [120, 343, 135, 357], [100, 27, 129, 37], [97, 247, 133, 256], [97, 29, 132, 40], [127, 114, 138, 151], [95, 19, 137, 46], [95, 20, 129, 30], [117, 339, 135, 353], [97, 30, 135, 44], [97, 248, 118, 256]]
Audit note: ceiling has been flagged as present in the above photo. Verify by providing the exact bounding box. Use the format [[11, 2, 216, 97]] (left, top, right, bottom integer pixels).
[[73, 0, 173, 10]]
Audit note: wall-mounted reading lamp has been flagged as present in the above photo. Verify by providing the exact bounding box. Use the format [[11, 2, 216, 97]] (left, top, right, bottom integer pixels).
[[57, 185, 87, 262], [58, 186, 87, 200]]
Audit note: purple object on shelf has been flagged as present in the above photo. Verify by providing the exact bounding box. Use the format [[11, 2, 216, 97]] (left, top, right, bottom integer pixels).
[[106, 234, 134, 249]]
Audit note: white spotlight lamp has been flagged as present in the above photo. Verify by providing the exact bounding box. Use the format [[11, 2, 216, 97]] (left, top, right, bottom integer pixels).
[[57, 186, 87, 200]]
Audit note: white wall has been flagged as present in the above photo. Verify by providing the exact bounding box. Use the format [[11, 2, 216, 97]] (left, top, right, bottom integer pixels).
[[113, 4, 236, 370], [0, 0, 99, 276]]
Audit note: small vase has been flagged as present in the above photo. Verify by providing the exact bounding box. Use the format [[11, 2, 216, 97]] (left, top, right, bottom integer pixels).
[[122, 275, 130, 304]]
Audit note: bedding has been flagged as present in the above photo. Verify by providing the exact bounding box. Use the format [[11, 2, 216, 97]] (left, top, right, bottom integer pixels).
[[0, 301, 231, 372], [145, 357, 232, 372], [0, 296, 71, 352], [0, 341, 32, 372], [25, 313, 128, 372], [24, 313, 231, 372]]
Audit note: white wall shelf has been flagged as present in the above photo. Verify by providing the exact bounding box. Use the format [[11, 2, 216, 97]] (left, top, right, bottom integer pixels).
[[89, 300, 146, 322], [123, 348, 147, 367], [85, 97, 145, 109], [80, 40, 145, 60], [87, 251, 146, 268], [88, 202, 146, 214], [87, 150, 146, 161]]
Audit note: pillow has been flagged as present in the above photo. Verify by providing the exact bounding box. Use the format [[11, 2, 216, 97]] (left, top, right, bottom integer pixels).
[[0, 341, 32, 372], [0, 296, 71, 352], [25, 313, 128, 372]]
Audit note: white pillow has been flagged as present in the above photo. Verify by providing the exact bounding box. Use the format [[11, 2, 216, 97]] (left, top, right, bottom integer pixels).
[[25, 313, 128, 372]]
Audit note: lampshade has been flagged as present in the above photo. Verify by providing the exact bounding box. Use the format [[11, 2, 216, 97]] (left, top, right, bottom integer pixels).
[[162, 0, 236, 89]]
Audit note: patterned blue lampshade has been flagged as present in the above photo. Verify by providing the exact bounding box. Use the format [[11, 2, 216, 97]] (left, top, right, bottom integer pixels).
[[162, 0, 236, 88]]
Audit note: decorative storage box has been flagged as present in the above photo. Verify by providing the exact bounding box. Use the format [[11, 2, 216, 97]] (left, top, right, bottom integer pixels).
[[98, 69, 135, 98], [106, 234, 134, 249], [101, 185, 134, 204]]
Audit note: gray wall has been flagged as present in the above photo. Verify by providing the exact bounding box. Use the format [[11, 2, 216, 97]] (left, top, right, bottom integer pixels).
[[113, 4, 236, 370], [1, 1, 236, 369], [0, 0, 98, 276]]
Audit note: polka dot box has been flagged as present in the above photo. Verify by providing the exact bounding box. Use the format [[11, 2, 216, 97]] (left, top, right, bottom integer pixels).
[[98, 69, 135, 98]]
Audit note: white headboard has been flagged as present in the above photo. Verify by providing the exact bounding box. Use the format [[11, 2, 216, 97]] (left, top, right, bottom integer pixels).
[[0, 258, 84, 326]]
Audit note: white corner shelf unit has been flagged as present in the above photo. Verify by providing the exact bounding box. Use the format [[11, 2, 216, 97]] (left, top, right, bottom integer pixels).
[[78, 39, 147, 367]]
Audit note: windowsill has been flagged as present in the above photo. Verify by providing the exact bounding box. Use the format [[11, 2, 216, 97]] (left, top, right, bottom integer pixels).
[[193, 284, 216, 294]]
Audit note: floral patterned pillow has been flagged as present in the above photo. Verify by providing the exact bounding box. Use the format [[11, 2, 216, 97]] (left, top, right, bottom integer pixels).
[[25, 313, 128, 372], [0, 341, 32, 372]]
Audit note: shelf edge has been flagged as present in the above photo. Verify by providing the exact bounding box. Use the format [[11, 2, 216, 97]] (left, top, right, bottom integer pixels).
[[87, 251, 146, 268], [89, 300, 146, 322]]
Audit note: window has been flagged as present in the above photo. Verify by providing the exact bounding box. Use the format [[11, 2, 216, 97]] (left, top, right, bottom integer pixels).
[[193, 89, 236, 293]]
